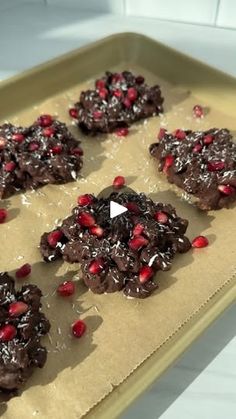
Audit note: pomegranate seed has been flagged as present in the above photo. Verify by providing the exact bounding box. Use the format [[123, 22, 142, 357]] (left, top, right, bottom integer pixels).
[[112, 73, 123, 84], [158, 128, 166, 140], [207, 161, 225, 172], [125, 202, 140, 214], [72, 319, 86, 338], [139, 266, 154, 284], [123, 97, 132, 108], [193, 143, 203, 153], [163, 155, 174, 173], [12, 133, 25, 143], [29, 142, 39, 151], [47, 230, 63, 247], [37, 114, 53, 127], [89, 258, 104, 274], [77, 212, 95, 227], [133, 223, 144, 236], [4, 161, 16, 172], [16, 263, 31, 279], [135, 75, 145, 84], [218, 185, 235, 195], [89, 225, 104, 238], [173, 129, 186, 140], [113, 175, 125, 189], [95, 79, 106, 89], [43, 127, 55, 137], [192, 235, 209, 248], [127, 87, 138, 102], [0, 137, 6, 150], [203, 134, 214, 145], [0, 208, 7, 224], [9, 301, 28, 317], [93, 110, 103, 119], [50, 145, 62, 155], [154, 211, 168, 224], [99, 88, 108, 100], [113, 89, 123, 98], [69, 108, 78, 118], [71, 147, 83, 156], [115, 127, 129, 137], [129, 235, 148, 251], [77, 194, 93, 206], [57, 281, 75, 297], [193, 105, 204, 118], [0, 324, 17, 342]]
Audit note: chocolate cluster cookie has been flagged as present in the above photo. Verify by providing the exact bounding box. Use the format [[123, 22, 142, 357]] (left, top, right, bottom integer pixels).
[[0, 115, 83, 198], [40, 192, 190, 298], [0, 272, 50, 392], [150, 128, 236, 210], [69, 71, 164, 134]]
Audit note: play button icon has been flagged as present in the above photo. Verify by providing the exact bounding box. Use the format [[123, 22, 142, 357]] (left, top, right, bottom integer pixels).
[[110, 201, 128, 219]]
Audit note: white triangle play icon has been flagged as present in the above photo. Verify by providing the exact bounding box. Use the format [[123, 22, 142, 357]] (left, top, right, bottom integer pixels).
[[110, 201, 128, 219]]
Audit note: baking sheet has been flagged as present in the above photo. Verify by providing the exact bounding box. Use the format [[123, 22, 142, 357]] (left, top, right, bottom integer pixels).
[[0, 33, 236, 419]]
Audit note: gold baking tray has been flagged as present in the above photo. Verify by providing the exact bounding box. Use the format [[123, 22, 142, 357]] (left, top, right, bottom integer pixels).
[[0, 33, 235, 419]]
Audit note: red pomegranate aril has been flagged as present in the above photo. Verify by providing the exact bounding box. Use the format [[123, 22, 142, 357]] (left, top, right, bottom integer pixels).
[[77, 194, 93, 206], [9, 301, 28, 317], [135, 75, 145, 84], [154, 211, 168, 224], [192, 235, 209, 248], [158, 128, 167, 140], [193, 143, 203, 153], [77, 212, 95, 227], [173, 129, 186, 140], [43, 127, 55, 137], [127, 87, 138, 102], [115, 127, 129, 137], [71, 147, 83, 156], [113, 175, 125, 189], [89, 258, 104, 274], [0, 208, 7, 224], [93, 110, 103, 119], [218, 184, 235, 195], [4, 161, 16, 172], [123, 97, 132, 108], [207, 161, 225, 172], [57, 281, 75, 297], [95, 79, 106, 90], [12, 133, 25, 143], [90, 225, 104, 238], [16, 263, 32, 279], [69, 108, 78, 118], [203, 134, 214, 145], [47, 230, 63, 248], [125, 202, 140, 214], [72, 319, 86, 338], [139, 266, 154, 284], [29, 142, 39, 151], [99, 88, 108, 100], [193, 105, 204, 118], [37, 114, 53, 127], [50, 145, 62, 155], [112, 73, 123, 84], [133, 223, 144, 236], [0, 324, 17, 342], [0, 137, 6, 150], [129, 235, 148, 251], [113, 89, 123, 99], [163, 155, 174, 173]]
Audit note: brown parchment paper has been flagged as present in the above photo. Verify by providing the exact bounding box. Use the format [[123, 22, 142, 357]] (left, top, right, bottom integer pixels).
[[0, 62, 236, 419]]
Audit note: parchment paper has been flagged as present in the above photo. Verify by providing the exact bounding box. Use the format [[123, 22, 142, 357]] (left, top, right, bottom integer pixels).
[[0, 64, 236, 419]]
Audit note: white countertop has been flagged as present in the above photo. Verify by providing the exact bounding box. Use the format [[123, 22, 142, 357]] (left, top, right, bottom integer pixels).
[[0, 3, 235, 419]]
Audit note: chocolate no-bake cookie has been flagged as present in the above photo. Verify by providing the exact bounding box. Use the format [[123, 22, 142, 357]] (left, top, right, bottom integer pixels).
[[69, 71, 164, 134], [0, 115, 83, 198], [150, 128, 236, 210], [40, 192, 190, 298], [0, 272, 50, 392]]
